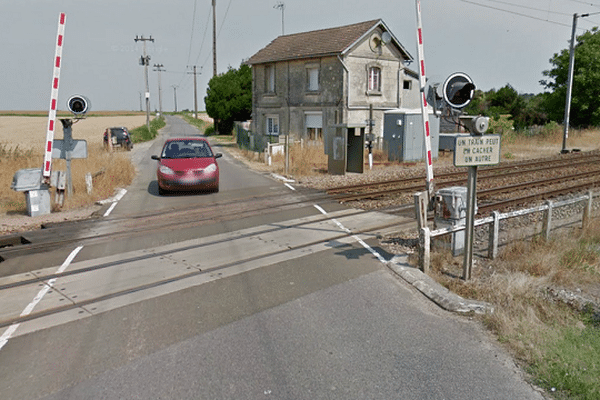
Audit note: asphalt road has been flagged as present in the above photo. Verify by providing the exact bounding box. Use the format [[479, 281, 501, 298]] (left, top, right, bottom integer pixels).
[[0, 116, 545, 399]]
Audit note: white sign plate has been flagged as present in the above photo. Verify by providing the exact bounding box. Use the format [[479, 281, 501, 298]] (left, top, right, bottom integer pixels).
[[52, 139, 88, 159], [454, 135, 501, 167]]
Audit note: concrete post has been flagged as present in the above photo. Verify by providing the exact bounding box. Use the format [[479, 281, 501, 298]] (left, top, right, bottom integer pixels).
[[488, 210, 500, 259], [543, 200, 553, 241], [420, 227, 430, 274], [583, 190, 593, 228]]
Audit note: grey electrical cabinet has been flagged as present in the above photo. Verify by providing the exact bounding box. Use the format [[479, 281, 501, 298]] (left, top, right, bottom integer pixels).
[[383, 109, 440, 162]]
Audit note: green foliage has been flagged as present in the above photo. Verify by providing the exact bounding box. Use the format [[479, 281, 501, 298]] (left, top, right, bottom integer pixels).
[[532, 326, 600, 399], [204, 124, 216, 136], [488, 114, 514, 135], [541, 27, 600, 127], [204, 63, 252, 135], [129, 116, 165, 143], [464, 85, 547, 130]]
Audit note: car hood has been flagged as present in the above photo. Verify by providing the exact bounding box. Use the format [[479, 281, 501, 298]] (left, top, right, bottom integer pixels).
[[159, 158, 217, 171]]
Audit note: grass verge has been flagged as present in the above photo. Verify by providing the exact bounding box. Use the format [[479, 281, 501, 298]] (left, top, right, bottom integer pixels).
[[429, 224, 600, 399], [129, 116, 165, 143]]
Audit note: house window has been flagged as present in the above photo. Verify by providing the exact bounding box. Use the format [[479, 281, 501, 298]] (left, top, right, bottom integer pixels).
[[265, 65, 275, 93], [368, 66, 381, 92], [403, 80, 412, 90], [266, 115, 279, 136], [307, 67, 319, 91], [305, 112, 323, 141]]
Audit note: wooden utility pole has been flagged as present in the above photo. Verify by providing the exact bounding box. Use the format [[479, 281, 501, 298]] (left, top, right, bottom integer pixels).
[[172, 85, 178, 113], [188, 66, 201, 118], [212, 0, 217, 77], [153, 63, 165, 116], [134, 35, 154, 131]]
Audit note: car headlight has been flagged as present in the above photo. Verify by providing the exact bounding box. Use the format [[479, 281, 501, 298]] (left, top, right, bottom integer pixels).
[[159, 165, 175, 175], [204, 163, 217, 173]]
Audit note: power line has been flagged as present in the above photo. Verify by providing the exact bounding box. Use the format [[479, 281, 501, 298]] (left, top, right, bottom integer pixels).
[[482, 0, 571, 16], [567, 0, 600, 8], [185, 0, 198, 67], [459, 0, 576, 28]]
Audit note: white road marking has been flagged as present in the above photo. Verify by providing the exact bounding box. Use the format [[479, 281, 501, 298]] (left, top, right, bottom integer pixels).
[[313, 205, 387, 264], [0, 245, 84, 351], [103, 202, 118, 217], [284, 183, 296, 191]]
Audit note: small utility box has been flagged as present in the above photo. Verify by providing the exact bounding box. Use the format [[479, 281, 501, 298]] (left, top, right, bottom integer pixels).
[[25, 189, 52, 217], [383, 108, 440, 162], [434, 186, 476, 256], [11, 168, 52, 217]]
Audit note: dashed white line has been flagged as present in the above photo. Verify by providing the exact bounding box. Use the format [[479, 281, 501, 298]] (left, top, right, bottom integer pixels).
[[313, 205, 387, 264], [284, 183, 296, 191], [0, 245, 84, 351]]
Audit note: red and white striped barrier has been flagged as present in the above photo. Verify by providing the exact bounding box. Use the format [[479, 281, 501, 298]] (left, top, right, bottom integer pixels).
[[42, 12, 66, 180], [415, 1, 435, 199]]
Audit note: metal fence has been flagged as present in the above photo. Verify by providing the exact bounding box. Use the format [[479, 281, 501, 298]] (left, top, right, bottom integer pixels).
[[419, 190, 597, 273]]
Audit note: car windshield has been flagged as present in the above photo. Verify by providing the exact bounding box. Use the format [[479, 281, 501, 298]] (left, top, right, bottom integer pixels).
[[162, 140, 213, 159], [110, 128, 128, 138]]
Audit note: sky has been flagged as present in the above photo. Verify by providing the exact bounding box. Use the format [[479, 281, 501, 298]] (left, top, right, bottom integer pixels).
[[2, 0, 600, 112]]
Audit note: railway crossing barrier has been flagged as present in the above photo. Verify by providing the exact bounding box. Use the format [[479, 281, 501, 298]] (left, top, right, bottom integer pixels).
[[418, 189, 596, 274]]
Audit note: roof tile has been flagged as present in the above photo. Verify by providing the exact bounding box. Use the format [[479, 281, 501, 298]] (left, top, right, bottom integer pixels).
[[247, 20, 382, 65]]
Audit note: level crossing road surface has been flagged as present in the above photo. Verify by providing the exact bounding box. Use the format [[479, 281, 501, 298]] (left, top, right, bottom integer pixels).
[[0, 116, 544, 399]]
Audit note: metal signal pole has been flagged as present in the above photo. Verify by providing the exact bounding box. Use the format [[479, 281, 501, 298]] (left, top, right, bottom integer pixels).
[[562, 13, 589, 154], [135, 35, 154, 131]]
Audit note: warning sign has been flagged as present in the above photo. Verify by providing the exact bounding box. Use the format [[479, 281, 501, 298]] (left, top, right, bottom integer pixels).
[[454, 135, 501, 167]]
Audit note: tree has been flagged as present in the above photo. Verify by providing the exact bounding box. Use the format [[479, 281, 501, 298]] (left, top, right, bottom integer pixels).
[[204, 63, 252, 135], [541, 27, 600, 127], [464, 85, 548, 130]]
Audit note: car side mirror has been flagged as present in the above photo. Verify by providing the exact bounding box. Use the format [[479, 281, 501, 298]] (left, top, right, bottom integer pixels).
[[151, 155, 160, 161], [215, 153, 223, 159]]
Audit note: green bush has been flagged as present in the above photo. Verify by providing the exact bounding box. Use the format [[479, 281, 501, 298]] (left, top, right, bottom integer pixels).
[[204, 124, 215, 136], [130, 116, 165, 143]]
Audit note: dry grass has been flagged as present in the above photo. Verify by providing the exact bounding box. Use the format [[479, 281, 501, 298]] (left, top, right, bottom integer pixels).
[[500, 125, 599, 160], [428, 222, 600, 382], [0, 143, 134, 213], [0, 115, 146, 215]]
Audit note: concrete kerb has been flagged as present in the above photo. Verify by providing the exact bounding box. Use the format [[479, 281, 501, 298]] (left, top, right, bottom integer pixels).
[[387, 255, 494, 314]]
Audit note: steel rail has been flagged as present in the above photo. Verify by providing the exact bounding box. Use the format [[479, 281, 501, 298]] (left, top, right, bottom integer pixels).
[[326, 151, 600, 195], [0, 217, 413, 329]]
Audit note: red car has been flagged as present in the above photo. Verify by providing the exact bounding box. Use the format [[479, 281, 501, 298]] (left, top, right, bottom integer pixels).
[[151, 137, 222, 195]]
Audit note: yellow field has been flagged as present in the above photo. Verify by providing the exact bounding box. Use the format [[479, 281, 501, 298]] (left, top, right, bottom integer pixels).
[[0, 115, 148, 149], [0, 115, 147, 224]]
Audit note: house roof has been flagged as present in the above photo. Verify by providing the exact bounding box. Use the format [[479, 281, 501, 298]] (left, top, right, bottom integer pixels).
[[247, 19, 413, 65]]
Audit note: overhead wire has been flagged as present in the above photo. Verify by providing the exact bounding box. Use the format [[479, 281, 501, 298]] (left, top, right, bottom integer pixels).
[[459, 0, 582, 28], [566, 0, 600, 8]]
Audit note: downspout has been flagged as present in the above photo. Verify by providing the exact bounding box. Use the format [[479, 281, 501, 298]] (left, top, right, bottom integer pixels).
[[337, 55, 367, 111]]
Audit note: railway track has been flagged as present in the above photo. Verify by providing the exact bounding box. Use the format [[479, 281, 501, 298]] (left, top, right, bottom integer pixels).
[[0, 205, 413, 330], [328, 151, 600, 212]]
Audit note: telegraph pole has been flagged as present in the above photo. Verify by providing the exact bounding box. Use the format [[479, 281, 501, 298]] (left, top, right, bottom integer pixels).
[[188, 66, 201, 118], [134, 35, 154, 131], [153, 63, 165, 116], [172, 85, 178, 113], [212, 0, 217, 77]]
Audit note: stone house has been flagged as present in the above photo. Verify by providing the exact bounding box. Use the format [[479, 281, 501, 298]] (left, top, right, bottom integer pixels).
[[246, 19, 420, 146]]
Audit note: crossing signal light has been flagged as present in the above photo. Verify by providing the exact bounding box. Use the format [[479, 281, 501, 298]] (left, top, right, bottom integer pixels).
[[67, 95, 90, 116], [443, 72, 475, 109]]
